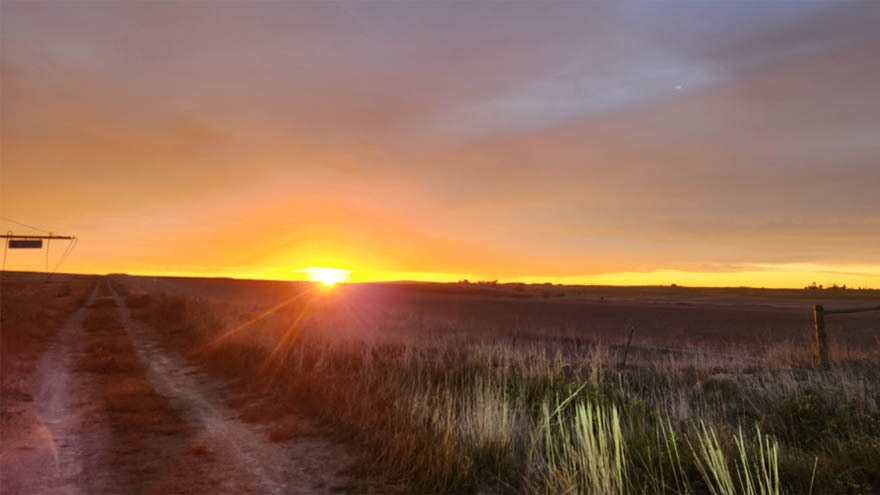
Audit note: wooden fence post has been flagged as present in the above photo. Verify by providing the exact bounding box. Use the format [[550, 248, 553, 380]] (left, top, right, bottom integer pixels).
[[619, 324, 635, 370], [813, 305, 829, 370]]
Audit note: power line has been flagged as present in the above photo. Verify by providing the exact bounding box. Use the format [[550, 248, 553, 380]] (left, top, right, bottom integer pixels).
[[0, 216, 54, 234], [48, 237, 78, 279], [0, 215, 78, 279]]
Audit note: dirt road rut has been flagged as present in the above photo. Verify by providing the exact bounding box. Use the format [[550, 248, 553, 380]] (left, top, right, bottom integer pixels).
[[5, 286, 109, 495], [108, 287, 353, 494]]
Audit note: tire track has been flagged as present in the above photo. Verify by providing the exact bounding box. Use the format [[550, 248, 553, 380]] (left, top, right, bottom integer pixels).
[[107, 286, 352, 494], [10, 286, 109, 495]]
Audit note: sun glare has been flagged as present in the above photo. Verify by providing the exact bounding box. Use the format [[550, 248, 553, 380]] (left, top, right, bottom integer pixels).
[[300, 267, 351, 286]]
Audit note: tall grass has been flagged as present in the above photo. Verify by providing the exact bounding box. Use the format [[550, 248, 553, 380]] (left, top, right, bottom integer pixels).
[[691, 423, 780, 495], [535, 394, 627, 494], [119, 286, 880, 494]]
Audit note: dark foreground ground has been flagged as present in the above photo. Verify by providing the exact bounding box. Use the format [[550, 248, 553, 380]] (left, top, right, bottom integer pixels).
[[3, 271, 879, 494]]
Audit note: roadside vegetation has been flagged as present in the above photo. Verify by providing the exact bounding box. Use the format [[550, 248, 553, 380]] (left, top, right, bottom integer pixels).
[[1, 274, 94, 396], [0, 274, 95, 467], [117, 281, 880, 494]]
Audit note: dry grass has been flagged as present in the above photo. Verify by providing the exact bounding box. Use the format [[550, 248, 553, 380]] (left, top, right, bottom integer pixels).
[[77, 296, 192, 490], [1, 274, 95, 373], [117, 281, 880, 494], [78, 340, 141, 374], [77, 304, 143, 374], [267, 421, 306, 442], [185, 443, 214, 458], [79, 303, 189, 435]]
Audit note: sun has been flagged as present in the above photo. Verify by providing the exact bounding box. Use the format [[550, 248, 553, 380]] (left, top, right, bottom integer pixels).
[[299, 267, 351, 287]]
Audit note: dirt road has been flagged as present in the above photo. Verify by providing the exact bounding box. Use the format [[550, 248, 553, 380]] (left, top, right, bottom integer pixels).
[[3, 282, 355, 494], [107, 287, 354, 494], [3, 286, 110, 495]]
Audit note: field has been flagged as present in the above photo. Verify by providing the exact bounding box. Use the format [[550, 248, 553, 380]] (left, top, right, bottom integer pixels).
[[3, 272, 880, 493]]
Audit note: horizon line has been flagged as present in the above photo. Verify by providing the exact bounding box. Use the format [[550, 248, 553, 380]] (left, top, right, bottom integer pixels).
[[4, 269, 879, 292]]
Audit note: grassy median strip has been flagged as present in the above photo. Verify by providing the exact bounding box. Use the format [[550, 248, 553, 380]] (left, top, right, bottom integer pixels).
[[77, 294, 192, 492]]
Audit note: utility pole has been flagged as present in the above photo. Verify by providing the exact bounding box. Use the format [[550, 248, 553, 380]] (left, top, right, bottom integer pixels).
[[2, 233, 78, 276], [2, 234, 76, 248]]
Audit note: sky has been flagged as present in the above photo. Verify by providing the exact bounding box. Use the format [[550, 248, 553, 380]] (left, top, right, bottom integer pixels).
[[2, 1, 879, 288]]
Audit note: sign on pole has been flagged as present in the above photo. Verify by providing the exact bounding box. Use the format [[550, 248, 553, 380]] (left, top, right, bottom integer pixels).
[[8, 239, 43, 249]]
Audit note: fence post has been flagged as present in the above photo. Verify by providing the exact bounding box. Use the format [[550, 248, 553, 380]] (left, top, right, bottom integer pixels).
[[813, 305, 829, 370], [619, 324, 635, 370]]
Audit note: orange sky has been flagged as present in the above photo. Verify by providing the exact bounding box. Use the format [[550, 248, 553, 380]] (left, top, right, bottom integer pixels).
[[2, 2, 879, 288]]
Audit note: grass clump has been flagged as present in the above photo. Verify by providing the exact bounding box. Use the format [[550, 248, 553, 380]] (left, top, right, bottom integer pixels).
[[534, 393, 627, 494], [691, 423, 780, 495]]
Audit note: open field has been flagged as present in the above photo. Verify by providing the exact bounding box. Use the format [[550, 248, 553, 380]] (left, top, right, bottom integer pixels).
[[108, 273, 879, 494], [3, 271, 879, 493]]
